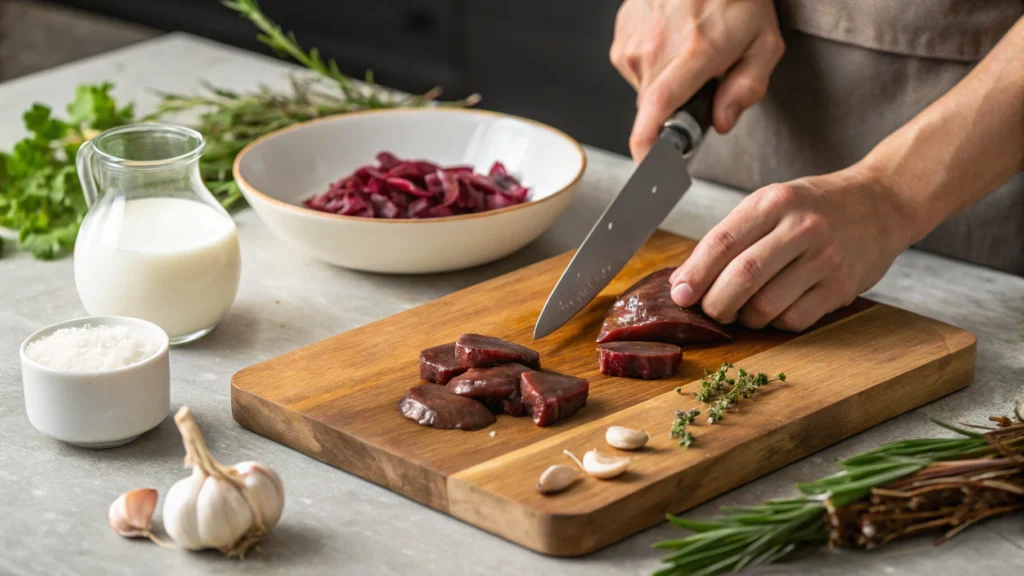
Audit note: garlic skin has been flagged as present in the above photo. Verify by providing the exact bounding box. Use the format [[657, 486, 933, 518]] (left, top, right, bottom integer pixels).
[[109, 488, 158, 538], [236, 461, 285, 530], [536, 464, 580, 495], [161, 407, 285, 558], [582, 449, 630, 479], [605, 426, 649, 450]]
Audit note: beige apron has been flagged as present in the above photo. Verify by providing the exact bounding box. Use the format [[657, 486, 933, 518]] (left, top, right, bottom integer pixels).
[[688, 0, 1024, 275]]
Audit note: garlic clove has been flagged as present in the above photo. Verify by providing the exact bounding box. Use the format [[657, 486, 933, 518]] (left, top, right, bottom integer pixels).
[[163, 469, 207, 550], [536, 464, 580, 495], [582, 449, 630, 479], [196, 475, 254, 550], [109, 488, 159, 538], [605, 426, 649, 450], [235, 461, 285, 530]]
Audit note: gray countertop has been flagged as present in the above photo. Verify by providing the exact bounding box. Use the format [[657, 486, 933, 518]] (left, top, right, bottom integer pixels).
[[1, 33, 1023, 576]]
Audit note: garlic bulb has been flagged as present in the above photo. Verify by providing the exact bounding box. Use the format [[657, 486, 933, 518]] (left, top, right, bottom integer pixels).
[[536, 464, 580, 495], [162, 407, 284, 558]]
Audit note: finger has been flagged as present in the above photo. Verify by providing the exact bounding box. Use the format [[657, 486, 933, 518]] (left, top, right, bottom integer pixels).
[[668, 195, 784, 307], [738, 248, 835, 329], [771, 283, 846, 332], [712, 30, 785, 134], [610, 43, 642, 91], [629, 54, 715, 162], [699, 219, 812, 324]]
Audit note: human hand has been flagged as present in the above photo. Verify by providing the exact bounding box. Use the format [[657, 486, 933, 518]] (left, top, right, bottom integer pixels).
[[610, 0, 784, 161], [668, 165, 915, 331]]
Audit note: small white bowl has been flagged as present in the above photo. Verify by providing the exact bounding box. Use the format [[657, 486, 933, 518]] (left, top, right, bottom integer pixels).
[[20, 316, 171, 449], [233, 107, 587, 274]]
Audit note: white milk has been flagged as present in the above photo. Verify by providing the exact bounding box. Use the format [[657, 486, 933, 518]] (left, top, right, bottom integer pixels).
[[74, 197, 241, 340]]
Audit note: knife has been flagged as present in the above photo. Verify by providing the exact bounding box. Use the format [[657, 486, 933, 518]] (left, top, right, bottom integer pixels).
[[533, 80, 717, 340]]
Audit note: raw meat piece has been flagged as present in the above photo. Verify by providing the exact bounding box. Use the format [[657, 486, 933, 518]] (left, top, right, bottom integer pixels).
[[398, 384, 495, 430], [520, 372, 589, 427], [302, 153, 530, 219], [597, 269, 730, 345], [598, 342, 682, 379], [446, 363, 532, 416], [455, 334, 541, 369], [419, 343, 467, 385]]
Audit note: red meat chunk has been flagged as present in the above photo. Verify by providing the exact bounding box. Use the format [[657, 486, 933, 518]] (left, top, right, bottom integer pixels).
[[598, 341, 682, 379], [445, 363, 532, 416], [597, 269, 729, 345], [455, 334, 540, 370], [398, 384, 495, 430], [419, 343, 467, 385], [520, 372, 589, 427]]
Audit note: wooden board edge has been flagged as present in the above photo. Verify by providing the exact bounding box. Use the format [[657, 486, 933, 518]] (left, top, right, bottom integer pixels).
[[445, 320, 977, 556], [230, 380, 451, 512]]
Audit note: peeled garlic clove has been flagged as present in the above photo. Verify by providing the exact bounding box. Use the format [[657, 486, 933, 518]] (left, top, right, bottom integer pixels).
[[109, 488, 159, 538], [235, 461, 285, 530], [536, 464, 580, 495], [582, 449, 630, 479], [605, 426, 649, 450]]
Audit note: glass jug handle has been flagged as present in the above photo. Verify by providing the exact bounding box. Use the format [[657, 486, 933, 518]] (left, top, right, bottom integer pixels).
[[76, 140, 100, 208]]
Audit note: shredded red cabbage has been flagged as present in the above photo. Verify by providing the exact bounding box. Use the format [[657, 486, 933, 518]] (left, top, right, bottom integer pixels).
[[303, 152, 530, 219]]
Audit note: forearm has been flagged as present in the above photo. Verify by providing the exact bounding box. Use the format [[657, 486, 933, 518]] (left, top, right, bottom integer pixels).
[[860, 16, 1024, 246]]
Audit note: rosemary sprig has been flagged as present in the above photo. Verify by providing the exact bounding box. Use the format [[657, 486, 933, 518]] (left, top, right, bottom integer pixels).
[[653, 412, 1024, 575]]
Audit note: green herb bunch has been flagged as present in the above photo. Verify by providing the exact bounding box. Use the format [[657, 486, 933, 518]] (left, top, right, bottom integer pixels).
[[0, 83, 133, 259], [670, 408, 701, 448], [653, 413, 1024, 576]]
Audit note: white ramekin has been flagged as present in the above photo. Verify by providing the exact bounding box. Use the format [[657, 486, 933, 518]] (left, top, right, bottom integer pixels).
[[20, 315, 171, 449]]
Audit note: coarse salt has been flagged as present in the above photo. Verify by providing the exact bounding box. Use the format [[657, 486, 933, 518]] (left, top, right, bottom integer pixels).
[[26, 324, 156, 372]]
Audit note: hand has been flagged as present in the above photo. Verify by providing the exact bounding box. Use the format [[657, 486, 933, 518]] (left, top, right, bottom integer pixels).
[[668, 165, 914, 331], [610, 0, 784, 161]]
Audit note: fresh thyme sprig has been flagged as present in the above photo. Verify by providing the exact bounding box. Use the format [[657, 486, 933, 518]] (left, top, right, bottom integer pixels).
[[653, 412, 1024, 576], [671, 409, 701, 448], [691, 363, 785, 424]]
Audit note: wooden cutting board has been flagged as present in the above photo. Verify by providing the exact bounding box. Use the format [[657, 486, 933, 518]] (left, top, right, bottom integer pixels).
[[231, 231, 975, 556]]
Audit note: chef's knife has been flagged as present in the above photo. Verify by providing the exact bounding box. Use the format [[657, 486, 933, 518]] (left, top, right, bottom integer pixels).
[[533, 80, 717, 340]]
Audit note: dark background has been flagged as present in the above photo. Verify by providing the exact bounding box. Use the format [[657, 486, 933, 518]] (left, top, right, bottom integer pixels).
[[50, 0, 637, 155]]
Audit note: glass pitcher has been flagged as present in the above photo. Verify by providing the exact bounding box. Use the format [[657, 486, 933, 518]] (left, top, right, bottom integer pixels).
[[74, 124, 242, 345]]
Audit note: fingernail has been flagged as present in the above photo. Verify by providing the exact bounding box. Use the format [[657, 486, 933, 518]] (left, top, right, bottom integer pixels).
[[671, 282, 695, 307]]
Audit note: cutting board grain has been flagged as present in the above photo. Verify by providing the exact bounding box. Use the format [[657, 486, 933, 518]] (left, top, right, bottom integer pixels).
[[231, 231, 975, 556]]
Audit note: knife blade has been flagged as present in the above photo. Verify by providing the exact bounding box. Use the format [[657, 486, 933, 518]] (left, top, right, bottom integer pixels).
[[533, 80, 717, 340]]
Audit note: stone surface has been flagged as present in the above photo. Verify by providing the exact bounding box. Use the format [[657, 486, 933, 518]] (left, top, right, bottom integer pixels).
[[1, 33, 1023, 575]]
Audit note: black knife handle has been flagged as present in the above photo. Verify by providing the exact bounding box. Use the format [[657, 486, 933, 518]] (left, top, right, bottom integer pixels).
[[661, 79, 718, 157]]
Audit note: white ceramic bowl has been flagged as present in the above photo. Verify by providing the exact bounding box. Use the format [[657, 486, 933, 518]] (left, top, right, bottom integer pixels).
[[20, 316, 171, 449], [233, 108, 587, 274]]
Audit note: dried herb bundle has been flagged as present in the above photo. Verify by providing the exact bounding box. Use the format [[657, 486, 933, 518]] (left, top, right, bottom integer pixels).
[[653, 411, 1024, 576]]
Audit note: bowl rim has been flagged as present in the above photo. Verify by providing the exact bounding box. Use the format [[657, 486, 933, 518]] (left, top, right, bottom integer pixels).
[[20, 315, 170, 378], [232, 107, 588, 224]]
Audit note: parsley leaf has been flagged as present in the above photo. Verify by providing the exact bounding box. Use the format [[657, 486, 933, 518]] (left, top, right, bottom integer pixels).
[[0, 83, 133, 259]]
